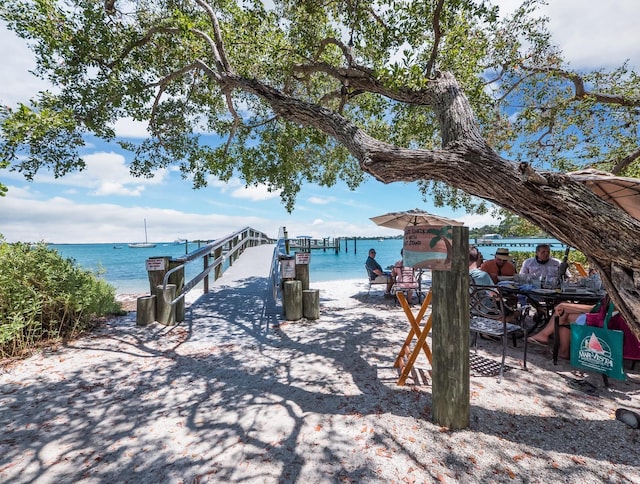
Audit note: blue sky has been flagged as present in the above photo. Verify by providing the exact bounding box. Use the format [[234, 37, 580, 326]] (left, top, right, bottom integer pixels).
[[1, 1, 639, 244]]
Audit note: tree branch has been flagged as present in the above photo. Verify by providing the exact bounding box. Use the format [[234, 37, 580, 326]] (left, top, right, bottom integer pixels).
[[425, 0, 445, 78], [611, 146, 640, 175], [521, 64, 640, 107], [195, 0, 232, 73]]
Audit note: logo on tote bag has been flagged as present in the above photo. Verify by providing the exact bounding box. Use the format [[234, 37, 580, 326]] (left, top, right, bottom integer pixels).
[[576, 332, 614, 371]]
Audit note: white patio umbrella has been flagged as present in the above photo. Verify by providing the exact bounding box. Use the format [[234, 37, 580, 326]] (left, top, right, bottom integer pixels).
[[568, 169, 640, 221], [370, 208, 464, 230]]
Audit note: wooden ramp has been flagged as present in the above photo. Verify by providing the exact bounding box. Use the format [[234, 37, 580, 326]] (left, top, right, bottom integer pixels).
[[186, 244, 282, 334]]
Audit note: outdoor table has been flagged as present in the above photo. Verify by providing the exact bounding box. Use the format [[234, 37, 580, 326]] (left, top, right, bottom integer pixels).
[[499, 282, 603, 329], [394, 290, 433, 386]]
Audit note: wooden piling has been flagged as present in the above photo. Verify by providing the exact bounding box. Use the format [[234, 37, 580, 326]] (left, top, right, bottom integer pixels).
[[156, 284, 177, 325], [136, 295, 156, 326], [283, 280, 302, 320], [303, 289, 320, 319]]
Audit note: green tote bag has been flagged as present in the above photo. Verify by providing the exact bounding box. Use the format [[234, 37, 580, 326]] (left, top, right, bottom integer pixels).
[[570, 302, 626, 380]]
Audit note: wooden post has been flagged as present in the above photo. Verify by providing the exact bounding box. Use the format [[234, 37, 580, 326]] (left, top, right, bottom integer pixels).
[[213, 246, 223, 281], [156, 284, 177, 325], [283, 280, 303, 320], [302, 289, 320, 319], [431, 226, 470, 430], [168, 260, 185, 322], [295, 263, 310, 290], [136, 295, 156, 326], [147, 256, 170, 300], [203, 253, 210, 294]]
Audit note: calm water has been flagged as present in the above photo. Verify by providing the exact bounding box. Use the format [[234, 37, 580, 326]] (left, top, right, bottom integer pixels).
[[49, 237, 563, 294]]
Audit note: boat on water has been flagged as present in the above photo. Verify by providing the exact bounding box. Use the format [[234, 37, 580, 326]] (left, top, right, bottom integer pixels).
[[476, 233, 502, 245], [128, 219, 156, 248]]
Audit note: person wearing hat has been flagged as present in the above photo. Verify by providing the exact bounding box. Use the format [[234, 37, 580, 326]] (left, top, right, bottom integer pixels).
[[480, 247, 516, 283]]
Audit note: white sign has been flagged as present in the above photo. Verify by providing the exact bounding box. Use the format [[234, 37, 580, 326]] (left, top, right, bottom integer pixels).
[[295, 252, 311, 265], [281, 259, 296, 278], [146, 258, 166, 271]]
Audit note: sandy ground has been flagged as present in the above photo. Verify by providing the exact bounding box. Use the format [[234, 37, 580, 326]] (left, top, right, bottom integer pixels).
[[1, 279, 639, 483]]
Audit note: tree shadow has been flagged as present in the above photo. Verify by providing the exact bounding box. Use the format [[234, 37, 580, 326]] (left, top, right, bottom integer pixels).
[[1, 275, 639, 482]]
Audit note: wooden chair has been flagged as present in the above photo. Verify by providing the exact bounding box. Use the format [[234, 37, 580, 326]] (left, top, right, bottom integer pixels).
[[469, 285, 529, 381]]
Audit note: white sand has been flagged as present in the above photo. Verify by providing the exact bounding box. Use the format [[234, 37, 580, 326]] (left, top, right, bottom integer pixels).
[[1, 278, 639, 483]]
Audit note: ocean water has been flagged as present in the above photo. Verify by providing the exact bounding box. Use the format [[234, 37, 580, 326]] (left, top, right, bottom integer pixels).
[[48, 237, 563, 294]]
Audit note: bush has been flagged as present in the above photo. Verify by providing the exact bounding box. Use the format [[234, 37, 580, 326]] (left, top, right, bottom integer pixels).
[[0, 237, 124, 358]]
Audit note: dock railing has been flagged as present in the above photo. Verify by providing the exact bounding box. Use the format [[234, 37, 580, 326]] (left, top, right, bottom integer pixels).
[[158, 227, 273, 307]]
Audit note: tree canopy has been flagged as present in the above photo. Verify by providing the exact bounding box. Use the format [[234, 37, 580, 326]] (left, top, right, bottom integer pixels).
[[1, 0, 640, 334]]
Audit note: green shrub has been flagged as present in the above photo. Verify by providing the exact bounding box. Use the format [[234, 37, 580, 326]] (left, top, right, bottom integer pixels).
[[0, 236, 124, 358]]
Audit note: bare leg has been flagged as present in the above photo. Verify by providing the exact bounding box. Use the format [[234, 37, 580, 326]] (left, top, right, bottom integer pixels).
[[529, 302, 594, 344], [557, 326, 572, 359]]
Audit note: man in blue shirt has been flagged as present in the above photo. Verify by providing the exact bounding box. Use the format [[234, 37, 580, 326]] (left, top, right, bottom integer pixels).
[[365, 248, 394, 296]]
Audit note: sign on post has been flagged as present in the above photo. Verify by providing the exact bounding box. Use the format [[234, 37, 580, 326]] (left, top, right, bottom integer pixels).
[[403, 225, 453, 271], [146, 258, 167, 271], [295, 252, 311, 265], [281, 259, 296, 278]]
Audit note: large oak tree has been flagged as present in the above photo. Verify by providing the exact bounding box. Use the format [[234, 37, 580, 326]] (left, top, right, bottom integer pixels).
[[1, 0, 640, 335]]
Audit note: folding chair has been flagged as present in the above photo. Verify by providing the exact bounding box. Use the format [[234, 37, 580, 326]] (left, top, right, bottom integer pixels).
[[365, 265, 390, 299], [391, 265, 423, 304]]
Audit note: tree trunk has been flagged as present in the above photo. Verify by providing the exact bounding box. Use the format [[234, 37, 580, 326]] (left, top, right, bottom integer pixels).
[[234, 72, 640, 338]]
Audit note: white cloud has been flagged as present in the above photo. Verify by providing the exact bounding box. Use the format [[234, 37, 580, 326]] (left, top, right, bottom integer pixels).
[[209, 176, 281, 201], [308, 196, 336, 205], [0, 24, 52, 108], [494, 0, 640, 70], [454, 212, 502, 229], [545, 1, 640, 70], [0, 190, 275, 243], [230, 183, 281, 201], [112, 117, 150, 138], [28, 152, 167, 196]]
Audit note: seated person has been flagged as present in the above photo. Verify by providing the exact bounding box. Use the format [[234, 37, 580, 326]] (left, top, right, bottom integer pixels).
[[528, 301, 596, 359], [392, 249, 418, 302], [520, 243, 568, 279], [520, 243, 569, 325], [481, 248, 516, 283], [365, 248, 394, 296], [528, 295, 640, 360], [469, 246, 493, 287]]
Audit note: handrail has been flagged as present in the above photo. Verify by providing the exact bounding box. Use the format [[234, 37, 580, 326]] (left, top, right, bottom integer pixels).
[[159, 227, 273, 305], [269, 227, 291, 302]]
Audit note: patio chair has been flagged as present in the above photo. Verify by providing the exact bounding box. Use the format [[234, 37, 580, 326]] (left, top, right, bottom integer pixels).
[[469, 284, 529, 381], [391, 265, 423, 304], [365, 265, 390, 299]]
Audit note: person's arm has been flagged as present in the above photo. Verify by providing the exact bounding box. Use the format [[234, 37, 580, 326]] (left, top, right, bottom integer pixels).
[[368, 259, 384, 276]]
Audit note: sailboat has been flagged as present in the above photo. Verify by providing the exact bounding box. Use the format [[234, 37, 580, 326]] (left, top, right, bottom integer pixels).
[[128, 219, 156, 248]]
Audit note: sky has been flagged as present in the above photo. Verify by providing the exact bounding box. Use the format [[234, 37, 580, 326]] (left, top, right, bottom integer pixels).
[[1, 1, 639, 244]]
